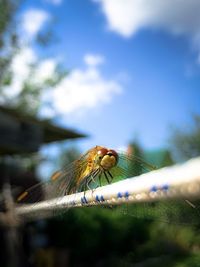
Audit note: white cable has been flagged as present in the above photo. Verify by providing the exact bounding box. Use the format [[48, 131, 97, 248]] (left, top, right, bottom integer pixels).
[[15, 157, 200, 220]]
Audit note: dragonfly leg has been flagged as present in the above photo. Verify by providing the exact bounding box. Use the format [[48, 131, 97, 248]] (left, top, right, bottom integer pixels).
[[99, 174, 102, 187], [108, 171, 113, 182], [82, 182, 88, 196], [104, 172, 111, 184], [89, 174, 100, 188], [82, 169, 102, 195], [90, 174, 98, 185], [86, 178, 93, 190], [87, 178, 98, 193], [81, 178, 93, 194]]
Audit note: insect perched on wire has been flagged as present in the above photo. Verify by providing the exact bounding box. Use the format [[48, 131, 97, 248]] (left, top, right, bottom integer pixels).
[[16, 146, 200, 224], [16, 145, 154, 204]]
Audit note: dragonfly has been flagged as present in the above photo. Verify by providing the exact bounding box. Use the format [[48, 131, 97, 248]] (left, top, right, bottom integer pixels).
[[16, 145, 153, 204], [16, 145, 200, 224]]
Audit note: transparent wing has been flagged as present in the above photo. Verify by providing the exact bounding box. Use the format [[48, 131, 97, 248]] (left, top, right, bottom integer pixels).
[[114, 199, 200, 225], [95, 153, 200, 225], [16, 152, 89, 205], [102, 152, 156, 185]]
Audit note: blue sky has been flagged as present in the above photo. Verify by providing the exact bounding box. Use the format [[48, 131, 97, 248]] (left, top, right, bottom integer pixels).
[[13, 0, 200, 155]]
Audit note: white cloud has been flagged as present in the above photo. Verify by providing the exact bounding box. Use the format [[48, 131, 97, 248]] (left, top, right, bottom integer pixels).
[[94, 0, 200, 64], [22, 8, 50, 38], [84, 54, 105, 66], [35, 59, 57, 81], [46, 54, 122, 115], [3, 50, 123, 117], [3, 47, 36, 98], [94, 0, 200, 38], [2, 46, 58, 101]]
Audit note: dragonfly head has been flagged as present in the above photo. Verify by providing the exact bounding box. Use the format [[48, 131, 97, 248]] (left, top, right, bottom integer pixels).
[[95, 147, 118, 170]]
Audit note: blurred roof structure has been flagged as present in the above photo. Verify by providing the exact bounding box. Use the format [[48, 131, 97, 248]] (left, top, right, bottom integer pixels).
[[0, 106, 87, 155]]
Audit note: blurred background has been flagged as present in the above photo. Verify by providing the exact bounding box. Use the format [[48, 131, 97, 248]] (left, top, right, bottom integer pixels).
[[0, 0, 200, 266]]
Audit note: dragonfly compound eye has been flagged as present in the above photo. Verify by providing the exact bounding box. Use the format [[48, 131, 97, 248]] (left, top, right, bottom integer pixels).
[[95, 147, 108, 163], [108, 149, 119, 163]]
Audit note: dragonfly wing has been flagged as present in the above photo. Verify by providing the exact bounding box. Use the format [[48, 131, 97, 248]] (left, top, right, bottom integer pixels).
[[16, 172, 70, 205], [107, 152, 200, 224], [105, 152, 156, 184], [115, 198, 200, 225], [118, 153, 156, 176], [16, 157, 86, 203]]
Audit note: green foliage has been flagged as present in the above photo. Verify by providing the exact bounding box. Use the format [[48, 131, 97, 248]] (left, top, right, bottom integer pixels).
[[0, 0, 19, 87], [0, 0, 68, 117], [46, 207, 152, 267], [0, 0, 18, 46], [42, 206, 200, 267], [171, 115, 200, 160], [127, 141, 144, 176]]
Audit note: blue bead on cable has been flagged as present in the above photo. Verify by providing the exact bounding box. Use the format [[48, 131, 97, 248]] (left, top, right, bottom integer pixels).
[[150, 186, 157, 192], [100, 195, 105, 202], [162, 184, 169, 191], [124, 191, 129, 198], [81, 196, 88, 204], [117, 192, 123, 198], [95, 195, 100, 202]]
